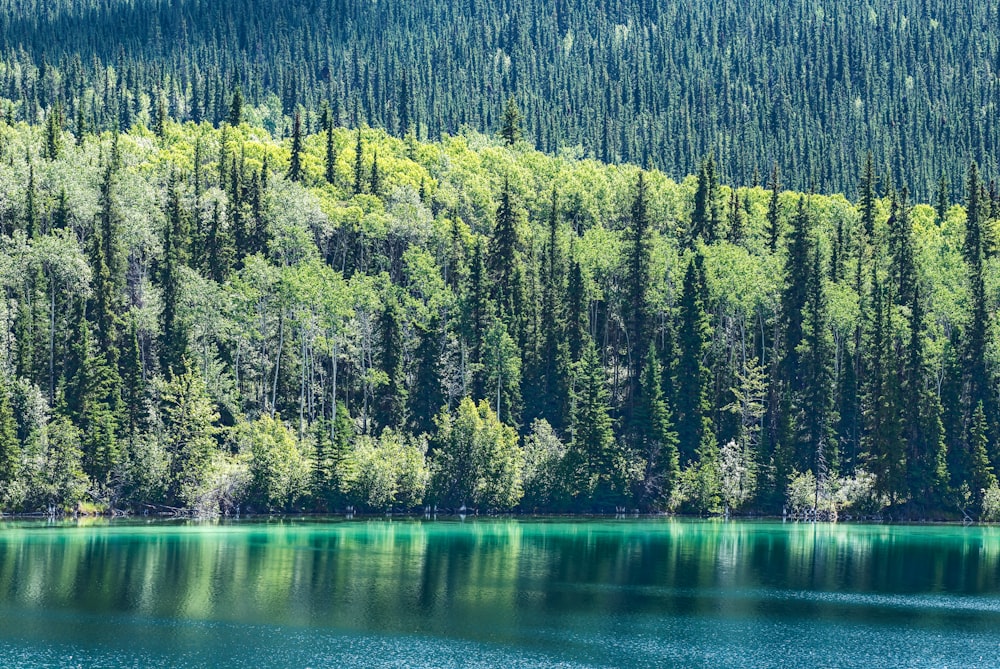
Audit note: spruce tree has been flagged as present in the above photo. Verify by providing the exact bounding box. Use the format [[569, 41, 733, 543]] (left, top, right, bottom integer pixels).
[[539, 189, 570, 433], [287, 110, 304, 182], [969, 402, 997, 511], [863, 278, 906, 506], [766, 165, 781, 253], [675, 255, 713, 464], [626, 172, 651, 411], [0, 380, 21, 503], [500, 96, 522, 146], [567, 337, 619, 508], [369, 151, 380, 197], [374, 294, 407, 430], [691, 156, 719, 243], [325, 122, 337, 185], [488, 176, 522, 318], [227, 88, 243, 127], [860, 153, 877, 239], [631, 343, 680, 510], [353, 128, 364, 195], [159, 176, 188, 377], [904, 286, 947, 509]]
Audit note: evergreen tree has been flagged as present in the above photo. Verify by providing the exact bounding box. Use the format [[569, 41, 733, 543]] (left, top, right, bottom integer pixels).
[[796, 246, 836, 479], [159, 176, 188, 377], [500, 96, 522, 146], [727, 188, 745, 245], [369, 151, 381, 197], [488, 176, 522, 318], [325, 122, 337, 185], [631, 344, 679, 510], [675, 255, 713, 465], [766, 165, 782, 253], [374, 295, 407, 430], [625, 172, 651, 410], [904, 286, 947, 509], [353, 128, 365, 195], [409, 319, 444, 437], [968, 402, 997, 511], [935, 175, 950, 225], [228, 88, 243, 127], [44, 106, 62, 161], [566, 257, 587, 363], [567, 337, 622, 508], [287, 110, 304, 182], [860, 153, 877, 239], [691, 156, 720, 243], [888, 187, 916, 307], [863, 278, 906, 506], [538, 189, 570, 432], [0, 380, 21, 504]]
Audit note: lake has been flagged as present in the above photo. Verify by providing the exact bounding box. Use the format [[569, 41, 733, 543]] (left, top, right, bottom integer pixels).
[[1, 518, 999, 667]]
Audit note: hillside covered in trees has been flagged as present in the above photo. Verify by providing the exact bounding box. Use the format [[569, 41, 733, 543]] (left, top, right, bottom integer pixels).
[[0, 103, 998, 520], [0, 0, 998, 197]]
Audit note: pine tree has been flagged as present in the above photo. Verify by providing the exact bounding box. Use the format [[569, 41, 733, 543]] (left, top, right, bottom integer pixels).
[[488, 176, 522, 318], [969, 402, 997, 511], [325, 122, 337, 185], [860, 153, 877, 239], [691, 156, 719, 243], [904, 286, 947, 509], [567, 337, 619, 508], [353, 128, 365, 195], [863, 278, 906, 506], [631, 344, 680, 510], [0, 379, 21, 504], [159, 176, 188, 377], [935, 174, 950, 225], [44, 106, 62, 160], [626, 172, 651, 410], [409, 319, 444, 437], [154, 96, 167, 139], [675, 255, 713, 465], [796, 246, 836, 477], [287, 110, 304, 182], [766, 165, 782, 253], [888, 187, 916, 307], [538, 189, 570, 432], [227, 88, 243, 127], [369, 151, 380, 197], [374, 294, 407, 430], [566, 257, 587, 363], [727, 188, 745, 245], [24, 163, 36, 238], [500, 96, 522, 146]]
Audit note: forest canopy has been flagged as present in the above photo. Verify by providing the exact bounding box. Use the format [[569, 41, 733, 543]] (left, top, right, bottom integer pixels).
[[0, 109, 998, 519], [0, 0, 997, 197]]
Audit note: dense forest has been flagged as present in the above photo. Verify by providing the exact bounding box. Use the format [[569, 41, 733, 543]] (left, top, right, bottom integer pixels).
[[0, 0, 999, 197], [0, 96, 998, 519]]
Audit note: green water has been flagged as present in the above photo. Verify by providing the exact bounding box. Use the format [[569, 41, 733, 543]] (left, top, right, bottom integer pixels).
[[1, 519, 999, 668]]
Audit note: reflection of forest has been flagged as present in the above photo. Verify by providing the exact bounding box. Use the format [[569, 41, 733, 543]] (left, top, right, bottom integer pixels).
[[1, 520, 999, 638]]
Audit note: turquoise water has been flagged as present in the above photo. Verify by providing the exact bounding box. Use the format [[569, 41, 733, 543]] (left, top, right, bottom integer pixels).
[[1, 518, 999, 667]]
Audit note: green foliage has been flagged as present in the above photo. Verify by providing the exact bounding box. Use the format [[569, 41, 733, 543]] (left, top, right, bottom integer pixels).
[[0, 117, 994, 519], [431, 398, 524, 511], [347, 429, 429, 511], [243, 414, 310, 512]]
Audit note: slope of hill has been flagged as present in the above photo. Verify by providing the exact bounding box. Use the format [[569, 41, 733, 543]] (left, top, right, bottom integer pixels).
[[0, 114, 996, 518]]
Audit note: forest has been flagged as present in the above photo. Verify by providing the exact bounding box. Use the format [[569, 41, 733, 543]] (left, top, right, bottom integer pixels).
[[0, 93, 997, 520], [0, 0, 998, 197]]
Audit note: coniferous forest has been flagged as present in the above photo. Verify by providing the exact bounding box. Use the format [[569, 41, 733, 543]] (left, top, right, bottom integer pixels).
[[0, 1, 998, 520], [0, 0, 998, 197]]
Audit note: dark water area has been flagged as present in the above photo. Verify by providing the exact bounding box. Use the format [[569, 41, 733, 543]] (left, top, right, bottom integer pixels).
[[1, 518, 999, 667]]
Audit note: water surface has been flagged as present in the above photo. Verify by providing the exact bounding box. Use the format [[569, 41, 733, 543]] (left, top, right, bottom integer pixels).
[[1, 518, 998, 667]]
